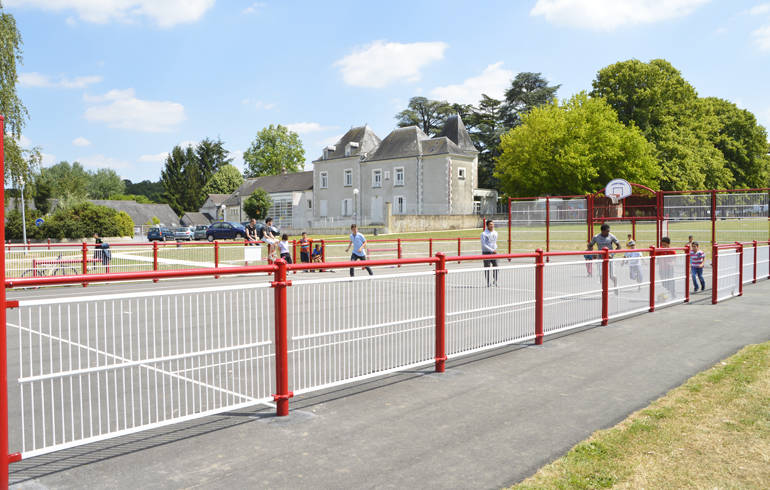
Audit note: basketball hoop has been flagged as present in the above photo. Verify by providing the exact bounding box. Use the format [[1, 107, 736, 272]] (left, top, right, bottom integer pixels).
[[605, 179, 632, 206], [609, 194, 621, 205]]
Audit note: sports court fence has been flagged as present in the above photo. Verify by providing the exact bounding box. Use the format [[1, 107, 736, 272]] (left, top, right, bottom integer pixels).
[[3, 241, 769, 485]]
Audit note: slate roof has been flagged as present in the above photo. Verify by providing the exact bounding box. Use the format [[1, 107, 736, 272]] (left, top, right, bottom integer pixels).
[[223, 171, 314, 206], [90, 200, 180, 227], [365, 126, 429, 162], [205, 194, 230, 206], [180, 212, 212, 226], [314, 126, 381, 161], [438, 114, 478, 153]]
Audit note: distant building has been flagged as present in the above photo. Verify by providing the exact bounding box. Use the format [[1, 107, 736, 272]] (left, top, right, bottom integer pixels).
[[180, 212, 212, 227], [220, 171, 313, 230], [199, 194, 230, 222], [90, 200, 179, 231]]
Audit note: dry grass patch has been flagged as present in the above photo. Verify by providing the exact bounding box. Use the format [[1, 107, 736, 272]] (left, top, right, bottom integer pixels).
[[513, 342, 770, 489]]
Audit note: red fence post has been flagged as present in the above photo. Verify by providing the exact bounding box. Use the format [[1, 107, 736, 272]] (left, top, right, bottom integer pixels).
[[214, 240, 220, 279], [684, 246, 691, 303], [712, 244, 718, 305], [434, 253, 447, 372], [738, 243, 744, 297], [429, 238, 433, 258], [508, 197, 512, 254], [535, 249, 544, 344], [47, 237, 51, 250], [632, 218, 636, 241], [753, 240, 757, 283], [397, 238, 402, 267], [0, 114, 11, 489], [601, 247, 609, 326], [81, 241, 88, 287], [153, 240, 159, 283], [710, 190, 717, 246], [292, 240, 298, 268], [321, 239, 326, 263], [271, 259, 293, 416], [457, 237, 461, 263], [545, 197, 550, 255], [649, 247, 657, 312]]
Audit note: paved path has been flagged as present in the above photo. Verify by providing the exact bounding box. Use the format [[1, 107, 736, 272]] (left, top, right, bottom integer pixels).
[[10, 280, 770, 489]]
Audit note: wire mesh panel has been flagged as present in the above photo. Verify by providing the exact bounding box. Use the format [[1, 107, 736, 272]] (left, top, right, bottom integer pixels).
[[549, 198, 588, 251], [5, 245, 84, 279], [715, 250, 741, 302], [287, 271, 435, 395], [509, 200, 547, 251], [758, 245, 770, 279], [608, 254, 652, 319], [653, 252, 686, 308], [743, 246, 755, 284], [445, 264, 536, 356], [715, 192, 770, 244], [543, 259, 602, 334], [6, 284, 275, 459], [662, 194, 712, 246]]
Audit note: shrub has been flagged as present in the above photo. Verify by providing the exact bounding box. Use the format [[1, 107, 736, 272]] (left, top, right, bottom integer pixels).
[[4, 209, 43, 240], [243, 188, 272, 220], [36, 202, 134, 239]]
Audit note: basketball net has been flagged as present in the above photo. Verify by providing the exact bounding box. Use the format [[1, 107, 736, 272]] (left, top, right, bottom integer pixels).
[[609, 194, 621, 205]]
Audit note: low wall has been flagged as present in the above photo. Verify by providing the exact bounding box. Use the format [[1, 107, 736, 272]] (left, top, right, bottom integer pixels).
[[387, 214, 482, 233]]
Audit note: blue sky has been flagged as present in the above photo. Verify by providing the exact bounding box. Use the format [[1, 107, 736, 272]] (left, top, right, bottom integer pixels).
[[6, 0, 770, 182]]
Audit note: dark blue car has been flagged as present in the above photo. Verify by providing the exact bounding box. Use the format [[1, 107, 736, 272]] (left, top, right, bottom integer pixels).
[[205, 221, 247, 241]]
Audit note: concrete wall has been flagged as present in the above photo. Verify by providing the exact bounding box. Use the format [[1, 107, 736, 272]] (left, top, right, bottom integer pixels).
[[384, 204, 482, 233]]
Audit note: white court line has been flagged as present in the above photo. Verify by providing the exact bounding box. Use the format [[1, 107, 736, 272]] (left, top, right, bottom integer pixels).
[[7, 321, 274, 408]]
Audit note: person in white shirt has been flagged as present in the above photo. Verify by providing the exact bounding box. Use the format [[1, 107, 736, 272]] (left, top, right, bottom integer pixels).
[[278, 234, 292, 264], [481, 220, 498, 287]]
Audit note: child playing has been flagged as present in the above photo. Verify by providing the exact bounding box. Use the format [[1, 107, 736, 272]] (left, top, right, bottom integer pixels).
[[690, 241, 706, 292], [583, 244, 594, 277], [624, 240, 643, 289], [278, 234, 292, 264]]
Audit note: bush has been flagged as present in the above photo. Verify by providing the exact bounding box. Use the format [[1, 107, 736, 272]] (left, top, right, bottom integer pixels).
[[34, 202, 134, 239], [4, 209, 44, 240], [243, 188, 272, 220]]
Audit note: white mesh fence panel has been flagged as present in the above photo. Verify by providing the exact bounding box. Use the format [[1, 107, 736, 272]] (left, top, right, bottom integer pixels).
[[758, 246, 770, 279], [653, 252, 687, 308], [715, 250, 741, 302], [287, 272, 435, 395], [6, 284, 275, 459], [543, 259, 602, 334], [608, 255, 651, 319], [445, 264, 536, 356]]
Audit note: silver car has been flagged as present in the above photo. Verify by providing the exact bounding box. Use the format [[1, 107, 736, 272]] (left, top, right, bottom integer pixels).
[[173, 226, 194, 241], [193, 225, 209, 241]]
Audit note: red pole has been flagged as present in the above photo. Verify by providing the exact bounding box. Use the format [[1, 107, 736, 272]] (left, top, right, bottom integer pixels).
[[321, 239, 326, 263], [738, 244, 744, 297], [656, 192, 662, 247], [508, 197, 512, 254], [535, 249, 544, 344], [649, 247, 657, 312], [711, 190, 717, 246], [152, 240, 159, 283], [545, 197, 550, 255], [457, 237, 461, 264], [753, 240, 757, 283], [271, 259, 292, 416], [434, 253, 447, 372], [292, 240, 298, 269], [0, 115, 12, 489], [47, 237, 51, 250], [214, 240, 220, 279], [632, 218, 636, 241], [587, 195, 593, 243], [397, 238, 402, 267], [601, 247, 609, 326], [711, 243, 718, 304], [684, 245, 691, 303], [429, 238, 433, 258], [81, 241, 88, 287]]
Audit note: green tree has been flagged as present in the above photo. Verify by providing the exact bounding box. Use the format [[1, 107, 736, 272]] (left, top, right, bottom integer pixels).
[[32, 175, 52, 214], [196, 138, 232, 178], [123, 179, 163, 202], [243, 125, 305, 177], [109, 193, 154, 204], [591, 59, 733, 190], [160, 145, 191, 214], [465, 95, 505, 190], [242, 188, 272, 220], [495, 92, 660, 197], [699, 97, 770, 189], [38, 161, 90, 199], [202, 163, 243, 195], [500, 72, 561, 129], [87, 168, 125, 199], [395, 96, 456, 136]]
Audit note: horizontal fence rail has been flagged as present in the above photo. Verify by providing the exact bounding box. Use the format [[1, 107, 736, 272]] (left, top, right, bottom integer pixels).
[[2, 241, 769, 485]]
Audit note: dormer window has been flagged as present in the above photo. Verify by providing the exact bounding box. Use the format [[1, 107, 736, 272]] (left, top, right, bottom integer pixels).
[[345, 141, 359, 157], [323, 145, 336, 160]]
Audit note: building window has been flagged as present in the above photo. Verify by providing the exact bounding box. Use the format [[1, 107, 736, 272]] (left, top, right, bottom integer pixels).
[[320, 171, 328, 189], [307, 200, 312, 209], [372, 169, 382, 188], [344, 169, 352, 187], [395, 196, 405, 214], [267, 198, 293, 230], [395, 167, 404, 186], [341, 198, 353, 216], [458, 167, 466, 180]]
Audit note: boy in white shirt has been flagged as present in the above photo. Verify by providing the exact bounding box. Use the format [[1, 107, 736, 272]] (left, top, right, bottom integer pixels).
[[278, 234, 292, 264], [481, 220, 498, 287]]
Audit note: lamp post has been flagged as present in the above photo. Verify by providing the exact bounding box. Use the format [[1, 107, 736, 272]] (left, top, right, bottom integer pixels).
[[353, 188, 359, 224]]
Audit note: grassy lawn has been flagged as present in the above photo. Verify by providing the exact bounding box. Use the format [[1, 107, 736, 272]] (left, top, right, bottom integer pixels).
[[513, 341, 770, 489]]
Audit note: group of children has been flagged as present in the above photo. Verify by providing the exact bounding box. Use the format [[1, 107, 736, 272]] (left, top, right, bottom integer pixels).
[[583, 228, 707, 294], [245, 217, 324, 267]]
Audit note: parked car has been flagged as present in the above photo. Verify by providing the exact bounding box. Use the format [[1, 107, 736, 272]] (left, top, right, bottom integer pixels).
[[205, 221, 247, 241], [193, 225, 209, 241], [147, 227, 173, 241], [174, 226, 194, 241]]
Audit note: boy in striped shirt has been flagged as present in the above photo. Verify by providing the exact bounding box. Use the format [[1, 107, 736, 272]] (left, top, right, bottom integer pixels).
[[690, 241, 706, 292]]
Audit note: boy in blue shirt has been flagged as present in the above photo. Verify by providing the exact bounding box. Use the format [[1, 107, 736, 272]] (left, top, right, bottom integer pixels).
[[345, 224, 373, 277]]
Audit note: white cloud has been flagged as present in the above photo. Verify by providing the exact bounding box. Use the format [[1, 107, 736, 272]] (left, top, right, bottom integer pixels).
[[241, 98, 275, 110], [530, 0, 709, 31], [242, 2, 266, 14], [78, 154, 131, 170], [84, 88, 186, 132], [286, 122, 336, 134], [430, 62, 514, 105], [748, 3, 770, 15], [41, 153, 57, 166], [17, 134, 32, 147], [138, 152, 169, 163], [334, 40, 448, 88], [19, 72, 102, 89], [72, 137, 91, 147], [752, 23, 770, 51], [4, 0, 215, 28]]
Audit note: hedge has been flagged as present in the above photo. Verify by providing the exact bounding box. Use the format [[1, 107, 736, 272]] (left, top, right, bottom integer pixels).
[[5, 202, 134, 240]]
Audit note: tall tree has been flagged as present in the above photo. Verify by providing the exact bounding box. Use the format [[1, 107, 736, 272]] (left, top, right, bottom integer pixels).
[[500, 72, 561, 129], [395, 97, 456, 136], [243, 124, 305, 177], [465, 95, 505, 190], [38, 161, 90, 199], [495, 93, 660, 197], [202, 163, 243, 195], [160, 146, 189, 214], [591, 59, 733, 190], [242, 188, 272, 220], [87, 168, 125, 199], [124, 179, 164, 202], [196, 137, 232, 179]]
